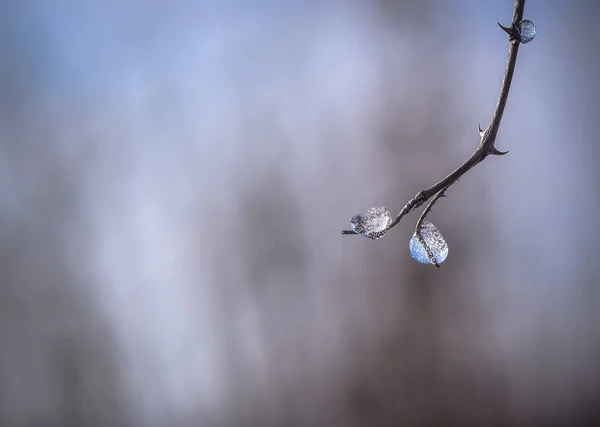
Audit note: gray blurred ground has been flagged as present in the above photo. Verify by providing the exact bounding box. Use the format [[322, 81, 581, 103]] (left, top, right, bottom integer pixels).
[[1, 1, 599, 426]]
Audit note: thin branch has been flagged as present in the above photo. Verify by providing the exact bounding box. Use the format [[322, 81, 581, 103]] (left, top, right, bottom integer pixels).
[[342, 0, 527, 237], [414, 185, 449, 268]]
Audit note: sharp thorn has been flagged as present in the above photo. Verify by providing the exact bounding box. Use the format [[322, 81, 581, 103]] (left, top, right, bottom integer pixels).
[[498, 22, 512, 36], [478, 124, 485, 136], [489, 147, 509, 156]]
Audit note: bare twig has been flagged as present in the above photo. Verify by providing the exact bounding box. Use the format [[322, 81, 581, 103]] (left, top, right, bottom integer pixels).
[[342, 0, 529, 239]]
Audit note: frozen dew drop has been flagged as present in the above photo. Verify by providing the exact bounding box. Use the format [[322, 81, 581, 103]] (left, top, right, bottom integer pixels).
[[409, 221, 449, 266], [349, 206, 392, 239], [519, 20, 536, 44]]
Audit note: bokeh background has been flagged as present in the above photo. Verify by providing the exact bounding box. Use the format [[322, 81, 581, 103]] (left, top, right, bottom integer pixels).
[[1, 0, 599, 426]]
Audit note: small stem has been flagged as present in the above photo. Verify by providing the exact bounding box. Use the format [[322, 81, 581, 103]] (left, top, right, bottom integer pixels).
[[415, 186, 449, 234], [414, 186, 449, 268]]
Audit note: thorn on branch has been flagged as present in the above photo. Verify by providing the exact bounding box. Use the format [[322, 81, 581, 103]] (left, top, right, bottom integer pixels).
[[478, 124, 486, 137], [489, 147, 509, 156], [498, 22, 513, 35], [498, 22, 523, 43]]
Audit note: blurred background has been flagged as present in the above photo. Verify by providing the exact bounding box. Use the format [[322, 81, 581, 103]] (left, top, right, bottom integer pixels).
[[1, 0, 599, 426]]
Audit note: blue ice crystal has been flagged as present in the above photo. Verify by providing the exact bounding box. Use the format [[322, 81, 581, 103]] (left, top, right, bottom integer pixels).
[[409, 221, 448, 265], [519, 20, 536, 44]]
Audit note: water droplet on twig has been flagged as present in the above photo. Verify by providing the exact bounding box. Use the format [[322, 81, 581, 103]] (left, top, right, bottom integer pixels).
[[349, 206, 392, 239], [409, 221, 449, 266], [519, 20, 536, 44]]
